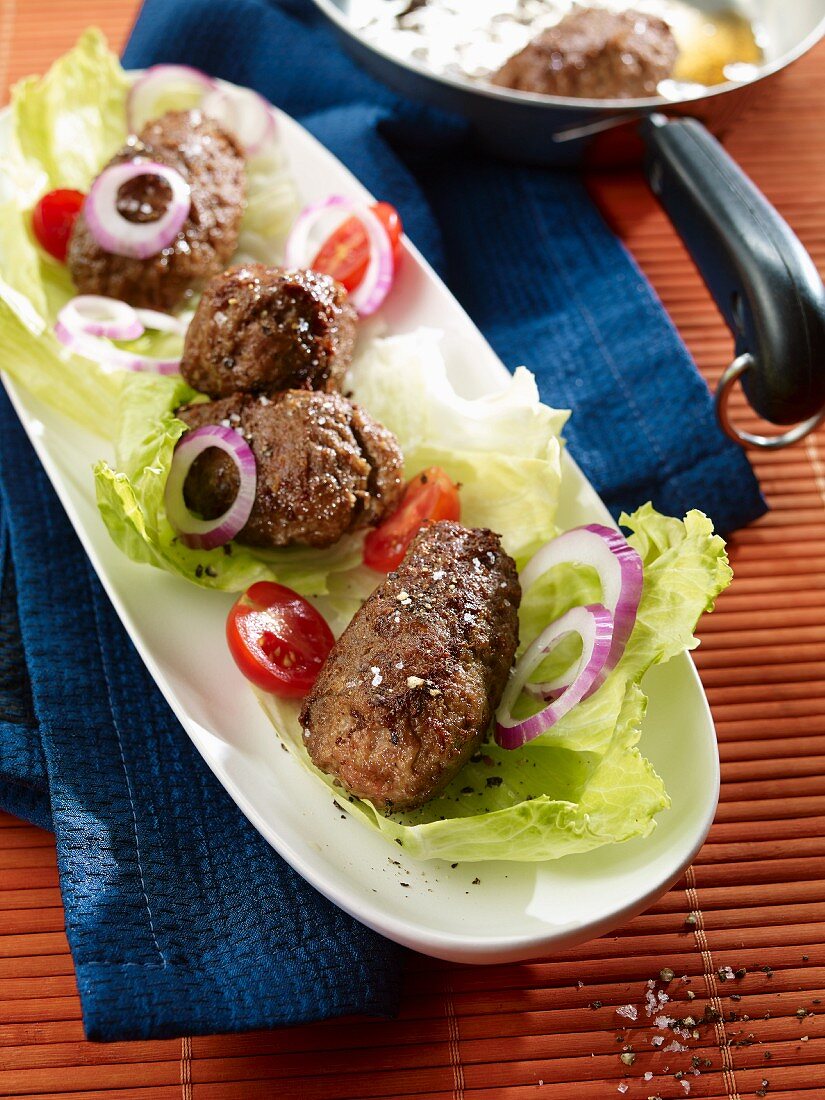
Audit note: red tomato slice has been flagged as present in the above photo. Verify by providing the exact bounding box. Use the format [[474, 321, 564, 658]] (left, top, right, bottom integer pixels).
[[311, 201, 402, 292], [31, 189, 85, 263], [226, 581, 335, 698], [363, 467, 461, 574]]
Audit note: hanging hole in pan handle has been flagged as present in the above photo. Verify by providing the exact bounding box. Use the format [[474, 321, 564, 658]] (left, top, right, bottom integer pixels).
[[715, 354, 825, 449], [639, 114, 825, 443]]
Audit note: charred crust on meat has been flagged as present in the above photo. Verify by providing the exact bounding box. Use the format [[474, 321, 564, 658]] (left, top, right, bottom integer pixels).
[[176, 389, 404, 549], [300, 521, 520, 810]]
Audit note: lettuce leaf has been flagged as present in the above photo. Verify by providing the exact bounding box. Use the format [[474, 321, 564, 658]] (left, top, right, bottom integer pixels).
[[348, 330, 567, 565], [0, 30, 298, 438], [259, 504, 731, 862], [0, 30, 129, 433], [94, 329, 568, 595]]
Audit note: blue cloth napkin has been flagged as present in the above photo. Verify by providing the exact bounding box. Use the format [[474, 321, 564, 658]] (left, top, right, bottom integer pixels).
[[0, 0, 766, 1044], [0, 393, 402, 1040]]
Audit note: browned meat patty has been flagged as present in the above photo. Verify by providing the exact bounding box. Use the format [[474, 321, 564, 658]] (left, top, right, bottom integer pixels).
[[300, 521, 520, 811], [176, 390, 403, 549], [67, 110, 245, 311], [492, 7, 678, 99], [180, 264, 358, 398]]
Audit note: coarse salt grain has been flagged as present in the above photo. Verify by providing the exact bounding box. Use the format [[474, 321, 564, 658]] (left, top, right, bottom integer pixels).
[[651, 1036, 664, 1047], [681, 1082, 691, 1095], [617, 1086, 628, 1095], [664, 1041, 687, 1053], [616, 1005, 638, 1021], [644, 1071, 653, 1081], [654, 1015, 674, 1028], [370, 667, 383, 687]]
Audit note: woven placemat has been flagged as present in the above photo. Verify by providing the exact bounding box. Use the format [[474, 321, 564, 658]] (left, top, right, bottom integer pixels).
[[2, 4, 825, 1097]]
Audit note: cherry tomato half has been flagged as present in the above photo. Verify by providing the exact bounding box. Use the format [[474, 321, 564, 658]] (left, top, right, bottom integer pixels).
[[226, 581, 335, 698], [312, 201, 403, 293], [363, 467, 461, 574], [31, 189, 85, 263]]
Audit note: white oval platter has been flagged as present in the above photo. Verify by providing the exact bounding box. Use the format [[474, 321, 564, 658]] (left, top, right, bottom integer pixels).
[[0, 87, 719, 964]]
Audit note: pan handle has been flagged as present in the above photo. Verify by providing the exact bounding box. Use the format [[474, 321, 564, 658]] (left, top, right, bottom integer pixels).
[[639, 113, 825, 447]]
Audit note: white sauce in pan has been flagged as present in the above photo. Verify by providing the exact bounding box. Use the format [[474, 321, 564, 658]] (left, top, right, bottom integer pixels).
[[350, 0, 766, 99]]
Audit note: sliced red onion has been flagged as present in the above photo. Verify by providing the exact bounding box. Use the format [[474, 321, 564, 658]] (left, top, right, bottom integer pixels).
[[201, 85, 275, 156], [85, 161, 191, 260], [521, 524, 643, 698], [57, 295, 144, 341], [134, 308, 191, 337], [284, 195, 394, 317], [496, 604, 614, 750], [128, 64, 216, 131], [164, 425, 257, 550], [54, 320, 180, 375]]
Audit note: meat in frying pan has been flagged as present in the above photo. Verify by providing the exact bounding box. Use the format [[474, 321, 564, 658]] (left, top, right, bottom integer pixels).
[[492, 7, 678, 100]]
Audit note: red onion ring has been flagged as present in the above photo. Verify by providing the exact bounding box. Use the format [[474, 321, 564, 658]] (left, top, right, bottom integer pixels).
[[521, 524, 643, 700], [164, 425, 257, 550], [85, 161, 191, 260], [495, 604, 614, 750], [284, 195, 394, 317], [201, 85, 275, 156], [127, 64, 216, 132], [58, 296, 144, 341], [134, 308, 191, 337], [54, 320, 180, 375]]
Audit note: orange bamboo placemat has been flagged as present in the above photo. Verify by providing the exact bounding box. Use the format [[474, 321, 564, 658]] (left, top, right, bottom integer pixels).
[[2, 5, 825, 1098]]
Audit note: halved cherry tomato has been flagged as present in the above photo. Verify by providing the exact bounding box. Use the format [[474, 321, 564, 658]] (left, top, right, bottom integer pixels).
[[311, 201, 402, 292], [226, 581, 335, 698], [31, 189, 85, 263], [363, 467, 461, 574]]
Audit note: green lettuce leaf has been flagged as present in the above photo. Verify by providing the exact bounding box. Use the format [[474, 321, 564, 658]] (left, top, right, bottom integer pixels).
[[0, 29, 129, 433], [259, 504, 731, 862], [0, 30, 298, 438], [11, 28, 129, 192], [348, 330, 567, 564]]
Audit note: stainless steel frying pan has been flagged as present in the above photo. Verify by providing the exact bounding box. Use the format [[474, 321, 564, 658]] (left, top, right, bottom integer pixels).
[[312, 0, 825, 448]]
